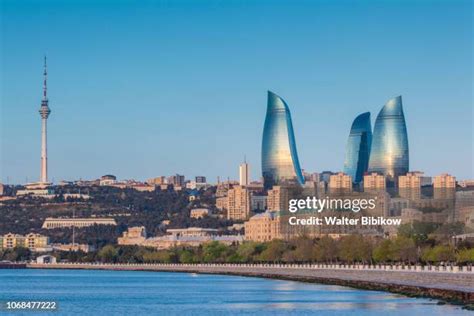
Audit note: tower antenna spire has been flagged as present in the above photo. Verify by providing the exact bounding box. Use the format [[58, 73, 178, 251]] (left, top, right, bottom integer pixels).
[[43, 55, 48, 101]]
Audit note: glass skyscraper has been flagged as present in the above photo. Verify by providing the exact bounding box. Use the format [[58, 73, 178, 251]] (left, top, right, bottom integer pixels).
[[368, 96, 409, 180], [261, 91, 304, 189], [343, 112, 372, 184]]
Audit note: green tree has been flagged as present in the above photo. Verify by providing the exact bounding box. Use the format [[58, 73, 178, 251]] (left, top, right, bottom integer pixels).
[[143, 250, 172, 263], [338, 235, 372, 264], [236, 242, 262, 263], [313, 236, 338, 263], [456, 248, 474, 264], [392, 236, 418, 263], [202, 241, 229, 263], [179, 249, 195, 263], [373, 239, 394, 263], [292, 237, 315, 262], [98, 245, 118, 263], [257, 240, 287, 262], [422, 245, 456, 263]]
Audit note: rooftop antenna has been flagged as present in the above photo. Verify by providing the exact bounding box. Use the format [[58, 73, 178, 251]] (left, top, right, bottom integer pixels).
[[72, 208, 76, 247]]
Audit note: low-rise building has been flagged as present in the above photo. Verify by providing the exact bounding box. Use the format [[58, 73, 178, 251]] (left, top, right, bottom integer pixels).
[[16, 182, 55, 198], [139, 227, 243, 249], [36, 255, 57, 264], [401, 208, 452, 224], [51, 243, 94, 252], [146, 176, 167, 185], [0, 233, 51, 252], [117, 226, 147, 246], [244, 211, 280, 242], [99, 175, 117, 186], [131, 184, 155, 192], [190, 208, 210, 219], [63, 193, 91, 200], [42, 217, 117, 229]]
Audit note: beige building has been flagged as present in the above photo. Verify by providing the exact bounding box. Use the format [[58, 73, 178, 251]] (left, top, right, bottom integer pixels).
[[399, 172, 422, 188], [363, 173, 386, 191], [244, 211, 280, 242], [434, 173, 456, 200], [0, 233, 50, 252], [141, 227, 243, 249], [399, 172, 422, 200], [401, 208, 451, 224], [42, 217, 117, 229], [216, 196, 228, 211], [131, 184, 156, 192], [190, 208, 210, 219], [329, 173, 352, 193], [227, 186, 251, 220], [51, 243, 93, 252], [267, 186, 289, 211], [16, 182, 55, 198], [99, 175, 117, 186], [117, 226, 147, 246], [146, 176, 167, 185], [434, 173, 456, 188], [216, 181, 237, 198]]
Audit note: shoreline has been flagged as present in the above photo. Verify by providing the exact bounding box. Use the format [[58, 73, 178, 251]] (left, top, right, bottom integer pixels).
[[25, 263, 474, 307]]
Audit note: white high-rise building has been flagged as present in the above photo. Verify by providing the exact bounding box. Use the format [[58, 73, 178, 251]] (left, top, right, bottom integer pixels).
[[39, 57, 51, 184], [239, 160, 249, 186]]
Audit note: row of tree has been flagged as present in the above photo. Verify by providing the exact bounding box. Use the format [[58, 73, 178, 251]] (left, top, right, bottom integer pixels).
[[91, 235, 474, 265], [2, 235, 473, 264]]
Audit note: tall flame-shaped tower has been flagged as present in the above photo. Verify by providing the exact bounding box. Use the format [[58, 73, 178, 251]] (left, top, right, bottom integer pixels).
[[39, 56, 51, 183]]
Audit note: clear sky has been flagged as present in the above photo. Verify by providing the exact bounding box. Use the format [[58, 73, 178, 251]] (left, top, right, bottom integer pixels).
[[1, 0, 473, 184]]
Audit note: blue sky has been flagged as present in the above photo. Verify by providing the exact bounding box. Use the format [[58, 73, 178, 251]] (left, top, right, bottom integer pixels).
[[1, 0, 472, 184]]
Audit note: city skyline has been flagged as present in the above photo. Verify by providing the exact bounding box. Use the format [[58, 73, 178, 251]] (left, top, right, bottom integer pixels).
[[1, 0, 472, 183]]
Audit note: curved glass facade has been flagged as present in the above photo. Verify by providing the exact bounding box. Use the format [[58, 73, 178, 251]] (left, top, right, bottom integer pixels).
[[262, 91, 304, 189], [368, 96, 409, 179], [343, 112, 372, 184]]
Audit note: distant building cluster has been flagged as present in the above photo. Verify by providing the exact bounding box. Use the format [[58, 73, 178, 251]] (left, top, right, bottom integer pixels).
[[118, 227, 243, 249], [0, 233, 92, 253]]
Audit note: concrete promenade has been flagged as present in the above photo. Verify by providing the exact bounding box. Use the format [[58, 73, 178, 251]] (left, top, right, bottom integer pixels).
[[28, 262, 474, 305]]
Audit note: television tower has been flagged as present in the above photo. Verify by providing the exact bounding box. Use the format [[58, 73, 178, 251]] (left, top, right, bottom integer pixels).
[[39, 56, 51, 183]]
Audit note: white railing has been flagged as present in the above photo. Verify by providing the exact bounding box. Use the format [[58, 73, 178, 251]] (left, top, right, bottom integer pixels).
[[27, 262, 474, 273]]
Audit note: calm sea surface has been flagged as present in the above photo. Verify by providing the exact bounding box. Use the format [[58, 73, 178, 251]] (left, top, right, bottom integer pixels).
[[0, 269, 470, 315]]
